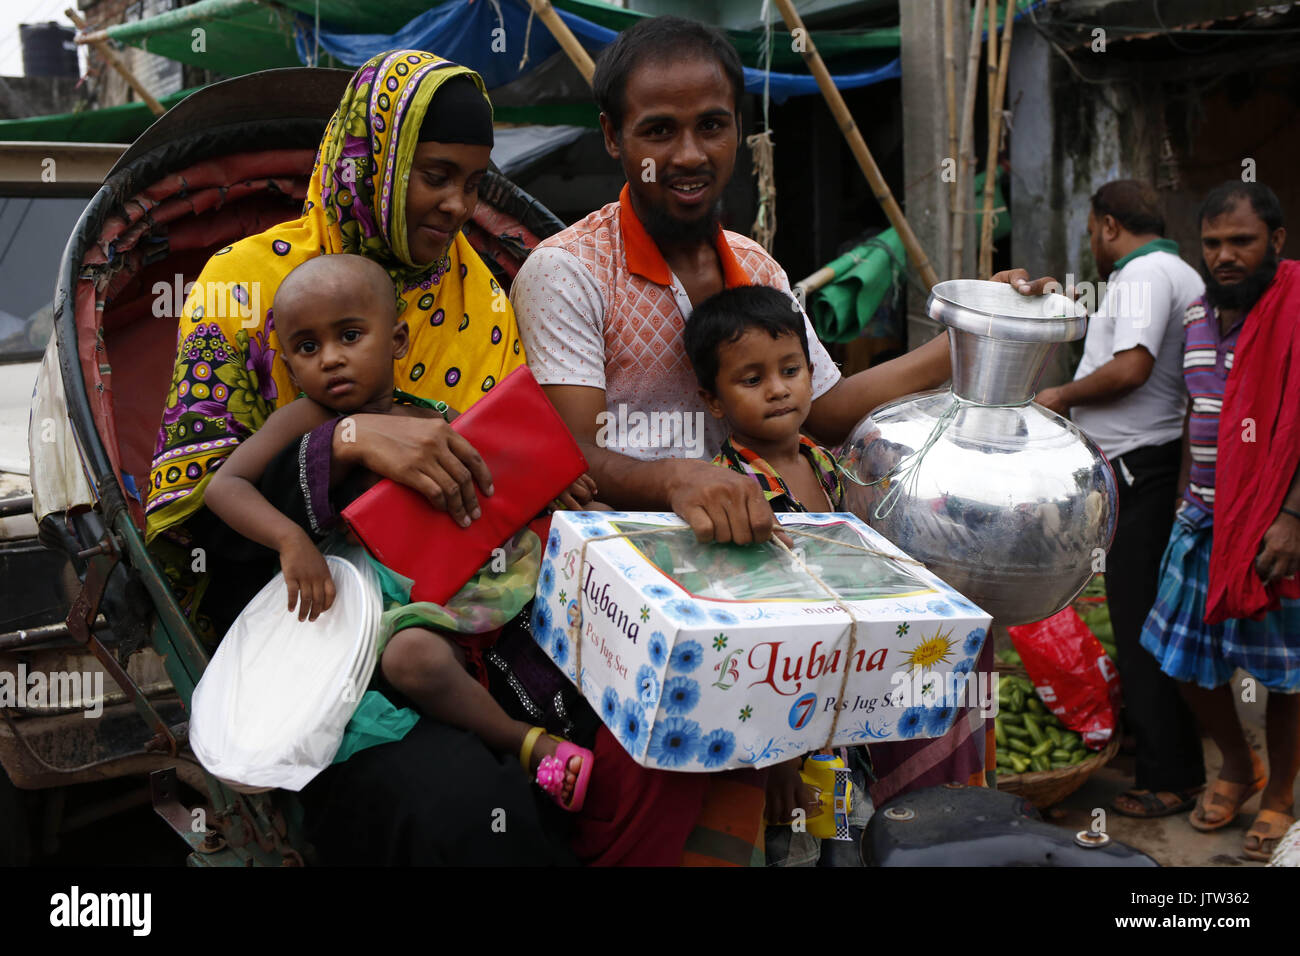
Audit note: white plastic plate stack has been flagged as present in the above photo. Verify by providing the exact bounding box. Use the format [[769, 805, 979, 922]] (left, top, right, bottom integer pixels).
[[190, 553, 381, 793]]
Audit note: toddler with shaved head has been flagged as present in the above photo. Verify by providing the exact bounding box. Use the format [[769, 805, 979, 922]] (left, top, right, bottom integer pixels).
[[206, 253, 596, 809]]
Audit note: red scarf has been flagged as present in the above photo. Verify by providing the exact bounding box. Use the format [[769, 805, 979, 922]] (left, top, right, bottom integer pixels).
[[1206, 258, 1300, 624]]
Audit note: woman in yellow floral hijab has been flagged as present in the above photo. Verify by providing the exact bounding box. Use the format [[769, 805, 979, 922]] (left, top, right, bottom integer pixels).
[[146, 50, 527, 634]]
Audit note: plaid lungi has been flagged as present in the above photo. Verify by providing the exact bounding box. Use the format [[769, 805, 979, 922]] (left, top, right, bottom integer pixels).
[[1140, 502, 1300, 692]]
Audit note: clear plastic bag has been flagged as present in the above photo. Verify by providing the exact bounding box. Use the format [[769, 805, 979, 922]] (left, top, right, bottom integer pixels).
[[189, 547, 381, 792]]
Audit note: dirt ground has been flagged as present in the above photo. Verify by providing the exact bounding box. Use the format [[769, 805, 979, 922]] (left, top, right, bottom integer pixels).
[[1046, 680, 1293, 867]]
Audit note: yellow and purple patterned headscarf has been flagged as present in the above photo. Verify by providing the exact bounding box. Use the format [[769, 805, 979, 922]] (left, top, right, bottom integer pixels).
[[146, 51, 526, 543]]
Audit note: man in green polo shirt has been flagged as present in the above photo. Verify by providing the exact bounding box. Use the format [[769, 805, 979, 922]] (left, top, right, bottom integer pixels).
[[1036, 180, 1206, 820]]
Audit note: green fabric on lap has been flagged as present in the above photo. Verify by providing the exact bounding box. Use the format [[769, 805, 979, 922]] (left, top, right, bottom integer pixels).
[[333, 691, 421, 764]]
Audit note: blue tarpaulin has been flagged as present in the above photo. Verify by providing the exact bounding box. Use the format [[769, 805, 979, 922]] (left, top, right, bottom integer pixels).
[[293, 0, 900, 103]]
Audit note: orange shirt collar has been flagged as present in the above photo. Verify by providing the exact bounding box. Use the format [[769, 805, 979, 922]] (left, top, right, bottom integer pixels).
[[618, 183, 750, 289]]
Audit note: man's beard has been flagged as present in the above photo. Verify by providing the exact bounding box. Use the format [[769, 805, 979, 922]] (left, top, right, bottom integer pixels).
[[642, 197, 723, 246], [1202, 247, 1279, 312]]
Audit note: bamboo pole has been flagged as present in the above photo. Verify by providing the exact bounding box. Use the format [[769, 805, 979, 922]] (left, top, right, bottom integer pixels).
[[773, 0, 940, 290], [942, 0, 959, 280], [524, 0, 595, 84], [66, 8, 165, 117], [951, 0, 985, 279], [978, 0, 1016, 278], [985, 0, 998, 140], [794, 264, 838, 300]]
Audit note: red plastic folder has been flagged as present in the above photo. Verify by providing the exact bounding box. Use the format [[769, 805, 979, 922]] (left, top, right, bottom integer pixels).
[[342, 366, 587, 605]]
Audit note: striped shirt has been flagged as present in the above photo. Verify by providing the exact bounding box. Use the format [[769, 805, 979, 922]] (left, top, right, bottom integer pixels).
[[1181, 297, 1244, 513], [712, 434, 846, 513]]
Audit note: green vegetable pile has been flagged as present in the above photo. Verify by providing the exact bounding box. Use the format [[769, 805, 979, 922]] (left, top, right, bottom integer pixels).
[[1074, 575, 1117, 660], [995, 674, 1091, 775]]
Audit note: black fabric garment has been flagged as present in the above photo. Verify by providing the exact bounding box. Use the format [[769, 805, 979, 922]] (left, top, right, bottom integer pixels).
[[1106, 438, 1206, 792], [298, 714, 574, 865], [192, 438, 572, 865]]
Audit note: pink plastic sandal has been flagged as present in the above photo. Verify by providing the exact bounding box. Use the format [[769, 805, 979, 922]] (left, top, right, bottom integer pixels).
[[521, 728, 594, 813]]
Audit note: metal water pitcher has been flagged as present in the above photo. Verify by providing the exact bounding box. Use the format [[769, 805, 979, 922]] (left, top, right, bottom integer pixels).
[[837, 280, 1118, 626]]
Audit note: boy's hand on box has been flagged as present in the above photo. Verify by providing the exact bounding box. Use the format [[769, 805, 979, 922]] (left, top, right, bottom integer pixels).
[[766, 757, 820, 824], [279, 532, 337, 622]]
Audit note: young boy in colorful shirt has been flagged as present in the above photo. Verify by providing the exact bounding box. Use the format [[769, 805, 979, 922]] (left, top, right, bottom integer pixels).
[[684, 284, 846, 515], [684, 284, 859, 862]]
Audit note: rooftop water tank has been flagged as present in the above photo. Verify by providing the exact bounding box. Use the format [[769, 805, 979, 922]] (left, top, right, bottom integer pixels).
[[20, 22, 79, 79]]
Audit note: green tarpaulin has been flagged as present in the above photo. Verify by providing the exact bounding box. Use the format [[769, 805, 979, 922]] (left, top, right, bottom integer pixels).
[[0, 86, 597, 143], [86, 0, 899, 77], [0, 0, 906, 142], [0, 87, 201, 144], [808, 170, 1011, 343]]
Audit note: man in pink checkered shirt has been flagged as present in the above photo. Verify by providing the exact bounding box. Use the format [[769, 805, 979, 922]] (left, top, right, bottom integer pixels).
[[512, 18, 953, 547]]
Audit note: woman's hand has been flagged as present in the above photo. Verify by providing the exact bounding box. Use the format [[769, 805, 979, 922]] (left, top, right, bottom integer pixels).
[[279, 531, 337, 622], [336, 414, 493, 527]]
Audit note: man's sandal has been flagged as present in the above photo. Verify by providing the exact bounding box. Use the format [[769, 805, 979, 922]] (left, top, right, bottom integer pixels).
[[1112, 787, 1203, 819], [520, 726, 594, 813], [1189, 764, 1266, 832], [1242, 809, 1296, 862]]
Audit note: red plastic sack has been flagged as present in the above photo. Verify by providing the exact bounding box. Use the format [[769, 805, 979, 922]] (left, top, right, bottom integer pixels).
[[1007, 607, 1121, 749]]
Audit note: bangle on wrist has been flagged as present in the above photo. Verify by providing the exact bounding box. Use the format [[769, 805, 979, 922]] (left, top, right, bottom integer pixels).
[[1281, 506, 1300, 522]]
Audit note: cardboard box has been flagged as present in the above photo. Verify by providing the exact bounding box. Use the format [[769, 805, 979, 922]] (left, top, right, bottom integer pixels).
[[530, 511, 992, 771]]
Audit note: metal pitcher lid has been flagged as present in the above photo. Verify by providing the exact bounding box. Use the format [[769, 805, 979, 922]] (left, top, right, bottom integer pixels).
[[927, 279, 1087, 344]]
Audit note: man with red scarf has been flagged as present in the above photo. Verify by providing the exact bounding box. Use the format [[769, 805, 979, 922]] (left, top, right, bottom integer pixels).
[[1140, 181, 1300, 862]]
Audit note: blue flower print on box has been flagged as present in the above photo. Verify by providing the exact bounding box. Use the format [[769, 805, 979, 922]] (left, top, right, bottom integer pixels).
[[649, 717, 701, 767], [572, 512, 606, 526], [664, 599, 706, 625], [601, 687, 620, 724], [635, 665, 660, 707], [662, 676, 700, 715], [926, 599, 957, 617], [699, 729, 736, 769], [669, 639, 703, 673], [539, 564, 555, 598], [925, 704, 956, 735], [546, 530, 561, 558], [552, 629, 570, 668], [532, 602, 552, 639], [963, 627, 987, 656], [648, 631, 668, 668], [642, 583, 674, 601], [942, 589, 980, 614], [707, 608, 738, 625], [616, 698, 649, 754], [898, 706, 926, 739]]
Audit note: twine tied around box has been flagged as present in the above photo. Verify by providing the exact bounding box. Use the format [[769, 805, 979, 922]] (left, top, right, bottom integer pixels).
[[570, 524, 925, 752]]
